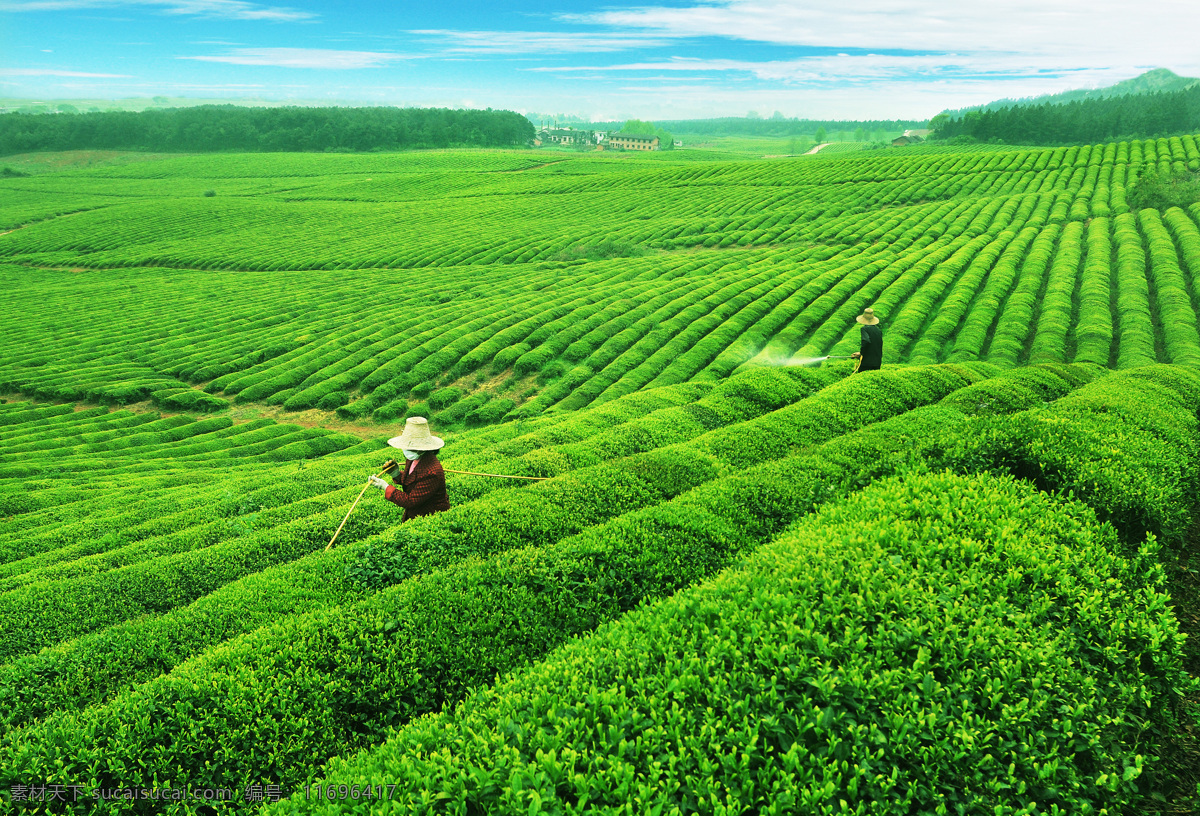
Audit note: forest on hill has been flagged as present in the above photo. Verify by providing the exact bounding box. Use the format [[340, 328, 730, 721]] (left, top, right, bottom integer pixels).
[[942, 68, 1200, 118], [932, 83, 1200, 145], [0, 105, 536, 154]]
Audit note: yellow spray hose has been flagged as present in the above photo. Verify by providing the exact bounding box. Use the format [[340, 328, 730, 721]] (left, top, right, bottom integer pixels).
[[326, 468, 390, 551], [325, 466, 549, 551], [444, 469, 548, 481]]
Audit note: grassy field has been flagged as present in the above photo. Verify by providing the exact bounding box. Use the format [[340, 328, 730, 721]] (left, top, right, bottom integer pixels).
[[1, 140, 1199, 814]]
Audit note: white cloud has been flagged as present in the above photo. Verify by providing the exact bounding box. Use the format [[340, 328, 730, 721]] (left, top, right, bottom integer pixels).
[[181, 47, 410, 69], [0, 67, 133, 77], [0, 0, 315, 22], [408, 29, 673, 54], [529, 52, 1146, 87], [562, 0, 1200, 78]]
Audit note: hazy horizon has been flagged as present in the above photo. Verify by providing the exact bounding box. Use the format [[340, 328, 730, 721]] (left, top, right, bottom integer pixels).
[[3, 1, 1199, 122]]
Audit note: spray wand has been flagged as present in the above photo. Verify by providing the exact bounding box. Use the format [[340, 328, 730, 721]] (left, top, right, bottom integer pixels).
[[782, 354, 856, 366], [325, 461, 549, 551]]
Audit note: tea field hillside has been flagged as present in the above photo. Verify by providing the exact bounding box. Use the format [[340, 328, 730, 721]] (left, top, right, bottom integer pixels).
[[3, 138, 1200, 425], [1, 140, 1199, 814]]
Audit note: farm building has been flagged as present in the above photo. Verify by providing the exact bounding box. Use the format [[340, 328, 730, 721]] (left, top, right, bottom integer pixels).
[[537, 127, 593, 146], [892, 129, 931, 146], [608, 132, 659, 151]]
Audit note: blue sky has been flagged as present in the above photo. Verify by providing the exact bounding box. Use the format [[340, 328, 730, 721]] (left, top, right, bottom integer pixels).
[[3, 0, 1199, 121]]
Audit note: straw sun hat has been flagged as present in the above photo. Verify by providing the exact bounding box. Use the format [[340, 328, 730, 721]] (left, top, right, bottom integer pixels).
[[386, 416, 445, 451], [856, 307, 880, 326]]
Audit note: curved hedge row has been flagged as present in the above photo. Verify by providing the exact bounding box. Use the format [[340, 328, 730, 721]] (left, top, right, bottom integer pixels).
[[4, 357, 1192, 813], [0, 365, 1019, 809], [265, 470, 1185, 816], [928, 365, 1200, 546], [1072, 216, 1114, 365]]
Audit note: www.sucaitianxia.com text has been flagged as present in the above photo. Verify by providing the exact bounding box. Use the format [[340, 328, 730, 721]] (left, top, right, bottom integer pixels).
[[6, 782, 400, 806]]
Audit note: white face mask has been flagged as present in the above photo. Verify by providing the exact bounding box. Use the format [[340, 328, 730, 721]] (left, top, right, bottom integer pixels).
[[402, 449, 423, 461]]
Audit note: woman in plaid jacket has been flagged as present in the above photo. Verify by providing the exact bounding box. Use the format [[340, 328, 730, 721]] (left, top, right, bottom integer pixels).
[[368, 416, 451, 522]]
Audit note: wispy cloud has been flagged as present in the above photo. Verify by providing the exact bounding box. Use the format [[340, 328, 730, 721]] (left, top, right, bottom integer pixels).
[[564, 0, 1200, 69], [181, 47, 411, 69], [0, 67, 133, 77], [528, 53, 1142, 87], [409, 29, 672, 54], [0, 0, 315, 22], [523, 48, 1170, 118]]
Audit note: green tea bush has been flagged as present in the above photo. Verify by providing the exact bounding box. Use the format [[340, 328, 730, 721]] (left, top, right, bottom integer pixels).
[[0, 478, 391, 662], [501, 367, 839, 473], [316, 389, 350, 410], [696, 364, 980, 469], [928, 365, 1200, 546], [378, 365, 980, 590], [267, 470, 1186, 815], [0, 377, 1005, 805], [1072, 217, 1114, 365], [451, 381, 711, 465], [1113, 212, 1156, 368], [0, 526, 372, 733], [0, 497, 745, 810], [907, 224, 1021, 364], [1138, 208, 1200, 365], [369, 398, 408, 422], [465, 397, 515, 425], [1128, 166, 1200, 210], [1028, 220, 1082, 363], [937, 363, 1096, 415], [1163, 206, 1200, 280], [427, 386, 463, 410], [433, 393, 486, 426], [986, 222, 1059, 365], [348, 451, 716, 589], [151, 388, 231, 412]]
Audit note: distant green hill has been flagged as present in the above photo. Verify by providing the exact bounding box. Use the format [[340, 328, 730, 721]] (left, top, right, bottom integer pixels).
[[942, 68, 1200, 118]]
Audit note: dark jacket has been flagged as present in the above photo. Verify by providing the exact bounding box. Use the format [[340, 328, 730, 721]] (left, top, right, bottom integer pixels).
[[858, 324, 883, 371], [384, 452, 450, 521]]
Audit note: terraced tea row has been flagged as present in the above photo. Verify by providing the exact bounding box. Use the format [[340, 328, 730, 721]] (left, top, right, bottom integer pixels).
[[4, 137, 1198, 272], [2, 362, 1196, 815], [4, 139, 1200, 428], [279, 471, 1177, 816]]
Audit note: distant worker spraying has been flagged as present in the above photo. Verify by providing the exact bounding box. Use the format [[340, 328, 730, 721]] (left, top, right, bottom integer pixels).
[[850, 307, 883, 372], [368, 416, 451, 521]]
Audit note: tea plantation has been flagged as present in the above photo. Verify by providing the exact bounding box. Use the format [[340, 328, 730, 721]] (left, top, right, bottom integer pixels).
[[0, 140, 1199, 814]]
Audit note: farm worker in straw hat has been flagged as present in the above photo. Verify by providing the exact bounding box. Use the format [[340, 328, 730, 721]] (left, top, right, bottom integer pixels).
[[368, 416, 451, 522], [850, 307, 883, 372]]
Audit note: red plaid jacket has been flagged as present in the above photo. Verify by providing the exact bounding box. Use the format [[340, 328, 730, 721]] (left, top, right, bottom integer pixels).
[[384, 453, 451, 522]]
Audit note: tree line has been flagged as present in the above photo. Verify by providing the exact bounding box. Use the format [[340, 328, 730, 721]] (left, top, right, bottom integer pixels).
[[0, 105, 536, 154], [930, 85, 1200, 145], [652, 116, 925, 137]]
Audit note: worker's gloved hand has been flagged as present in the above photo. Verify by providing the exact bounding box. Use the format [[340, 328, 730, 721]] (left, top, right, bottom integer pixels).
[[851, 352, 861, 359], [368, 475, 389, 490], [381, 459, 400, 477]]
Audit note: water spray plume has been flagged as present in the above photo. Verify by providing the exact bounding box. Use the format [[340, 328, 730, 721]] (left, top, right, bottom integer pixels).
[[758, 354, 855, 367]]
